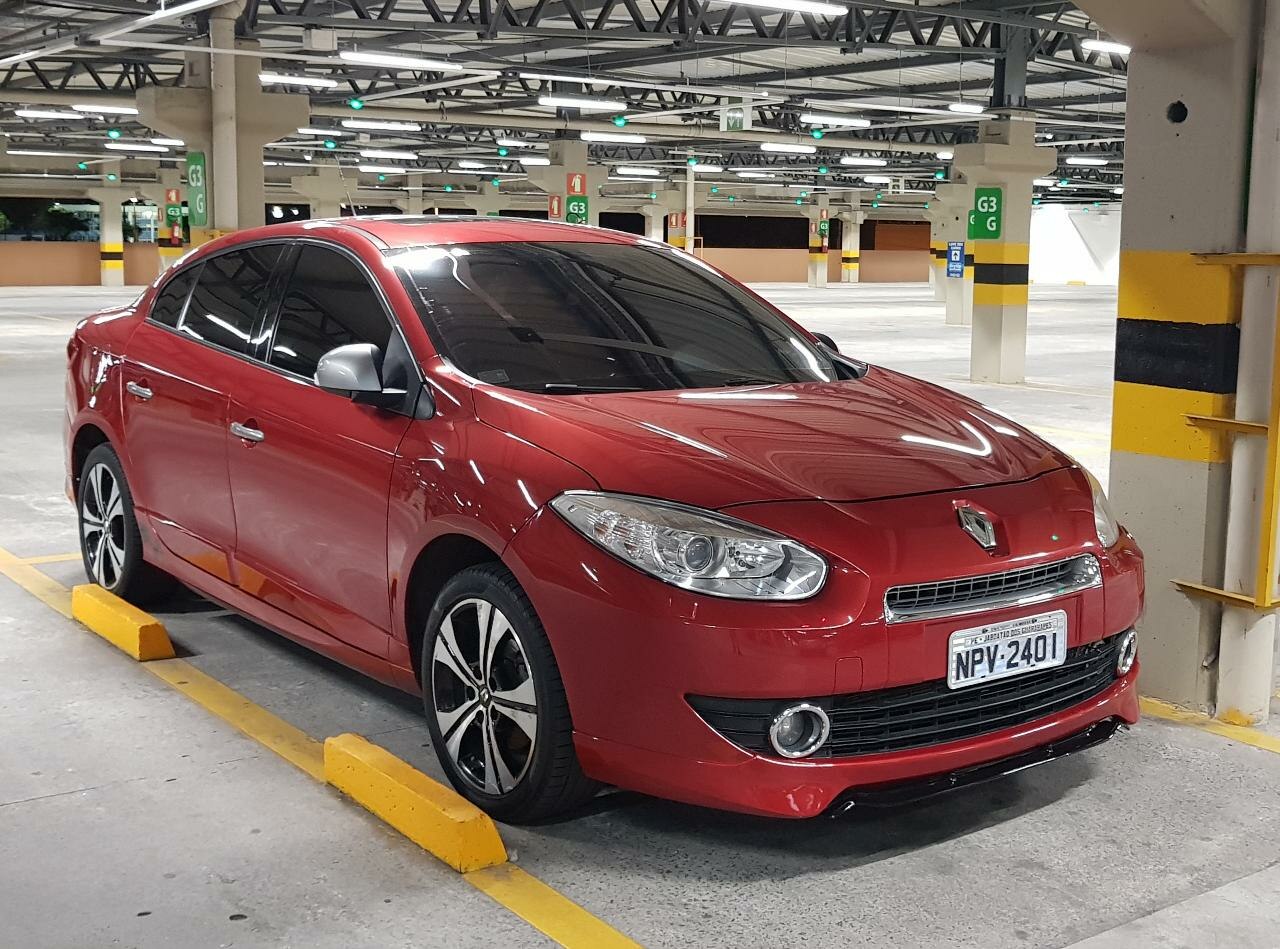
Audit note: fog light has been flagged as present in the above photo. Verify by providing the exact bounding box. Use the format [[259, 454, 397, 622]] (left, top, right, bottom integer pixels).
[[1116, 629, 1137, 676], [768, 702, 830, 759]]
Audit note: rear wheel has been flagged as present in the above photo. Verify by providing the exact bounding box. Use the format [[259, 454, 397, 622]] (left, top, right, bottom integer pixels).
[[421, 563, 599, 823], [78, 444, 175, 604]]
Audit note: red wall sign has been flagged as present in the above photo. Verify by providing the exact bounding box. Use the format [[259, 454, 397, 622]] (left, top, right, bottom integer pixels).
[[566, 172, 586, 196], [548, 194, 563, 218]]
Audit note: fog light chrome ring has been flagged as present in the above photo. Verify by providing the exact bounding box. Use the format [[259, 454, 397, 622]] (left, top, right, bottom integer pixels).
[[768, 702, 830, 759], [1116, 629, 1137, 677]]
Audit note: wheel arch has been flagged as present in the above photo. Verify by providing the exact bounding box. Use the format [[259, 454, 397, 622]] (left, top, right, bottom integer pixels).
[[405, 532, 503, 685], [70, 423, 112, 502]]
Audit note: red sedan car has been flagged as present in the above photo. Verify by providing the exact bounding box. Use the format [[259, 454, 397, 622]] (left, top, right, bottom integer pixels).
[[65, 217, 1142, 821]]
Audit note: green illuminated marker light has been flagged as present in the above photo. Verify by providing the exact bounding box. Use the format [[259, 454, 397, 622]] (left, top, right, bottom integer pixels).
[[107, 128, 122, 139], [348, 98, 365, 110]]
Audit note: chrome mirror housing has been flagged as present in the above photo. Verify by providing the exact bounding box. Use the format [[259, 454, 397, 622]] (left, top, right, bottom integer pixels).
[[315, 343, 383, 394]]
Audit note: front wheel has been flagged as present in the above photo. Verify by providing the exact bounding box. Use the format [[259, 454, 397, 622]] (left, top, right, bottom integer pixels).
[[421, 563, 599, 823]]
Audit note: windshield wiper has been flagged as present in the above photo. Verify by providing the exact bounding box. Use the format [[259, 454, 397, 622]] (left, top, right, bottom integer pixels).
[[542, 383, 647, 393]]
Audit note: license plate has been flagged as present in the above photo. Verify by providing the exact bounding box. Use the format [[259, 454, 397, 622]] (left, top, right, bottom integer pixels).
[[947, 610, 1067, 690]]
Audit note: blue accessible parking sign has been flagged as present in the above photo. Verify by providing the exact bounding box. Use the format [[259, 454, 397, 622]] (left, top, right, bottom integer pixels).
[[946, 241, 965, 278]]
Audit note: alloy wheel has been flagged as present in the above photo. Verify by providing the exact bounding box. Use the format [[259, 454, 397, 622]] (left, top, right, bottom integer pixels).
[[431, 597, 538, 796], [81, 462, 126, 591]]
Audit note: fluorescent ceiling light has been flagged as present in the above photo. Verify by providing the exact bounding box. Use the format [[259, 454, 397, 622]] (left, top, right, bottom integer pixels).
[[518, 156, 552, 166], [457, 160, 489, 169], [692, 163, 724, 173], [340, 50, 464, 72], [616, 166, 662, 176], [342, 118, 421, 132], [798, 113, 871, 128], [14, 109, 84, 120], [736, 171, 775, 179], [495, 137, 544, 148], [105, 142, 169, 152], [537, 95, 626, 112], [1082, 38, 1131, 55], [6, 149, 68, 157], [1065, 156, 1108, 166], [297, 127, 347, 136], [360, 148, 417, 160], [948, 101, 985, 114], [710, 0, 845, 15], [1034, 178, 1056, 186], [151, 137, 184, 147], [581, 131, 647, 144], [608, 175, 661, 182], [760, 142, 817, 155], [358, 164, 408, 174], [863, 174, 892, 183], [1113, 186, 1125, 195], [94, 0, 228, 40], [259, 72, 338, 88], [840, 155, 887, 166], [520, 71, 610, 86], [72, 103, 138, 115], [936, 149, 954, 160]]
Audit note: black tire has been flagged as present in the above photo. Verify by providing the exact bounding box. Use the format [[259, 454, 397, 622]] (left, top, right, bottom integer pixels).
[[421, 563, 599, 823], [78, 443, 176, 605]]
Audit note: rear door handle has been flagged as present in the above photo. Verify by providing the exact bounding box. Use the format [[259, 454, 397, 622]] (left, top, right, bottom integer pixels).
[[230, 421, 265, 443], [125, 381, 153, 401]]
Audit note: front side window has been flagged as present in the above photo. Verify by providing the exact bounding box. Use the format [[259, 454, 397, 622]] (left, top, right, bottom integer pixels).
[[181, 244, 281, 353], [392, 241, 841, 393], [268, 245, 392, 379]]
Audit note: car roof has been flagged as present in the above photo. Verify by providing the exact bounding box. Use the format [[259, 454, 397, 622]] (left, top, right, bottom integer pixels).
[[317, 214, 644, 249]]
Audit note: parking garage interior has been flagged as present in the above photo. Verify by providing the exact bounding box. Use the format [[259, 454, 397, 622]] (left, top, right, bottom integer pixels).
[[3, 1, 1280, 947]]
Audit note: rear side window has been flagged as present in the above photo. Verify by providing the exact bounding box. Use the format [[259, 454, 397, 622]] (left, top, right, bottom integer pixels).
[[149, 266, 199, 327], [181, 244, 282, 353], [268, 244, 392, 379]]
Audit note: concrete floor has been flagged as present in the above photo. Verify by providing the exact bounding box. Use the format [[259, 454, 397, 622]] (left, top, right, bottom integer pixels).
[[3, 283, 1280, 949]]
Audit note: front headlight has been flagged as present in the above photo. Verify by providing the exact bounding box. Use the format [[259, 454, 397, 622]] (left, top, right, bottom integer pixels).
[[1084, 469, 1121, 548], [550, 491, 828, 600]]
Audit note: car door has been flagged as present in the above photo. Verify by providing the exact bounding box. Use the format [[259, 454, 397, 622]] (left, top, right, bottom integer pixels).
[[120, 245, 283, 583], [226, 242, 414, 658]]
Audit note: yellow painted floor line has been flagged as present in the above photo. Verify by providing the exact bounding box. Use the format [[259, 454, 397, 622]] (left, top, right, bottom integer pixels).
[[1140, 697, 1280, 755], [0, 545, 72, 617], [466, 864, 643, 949], [19, 551, 82, 565], [0, 543, 644, 948], [146, 658, 325, 780]]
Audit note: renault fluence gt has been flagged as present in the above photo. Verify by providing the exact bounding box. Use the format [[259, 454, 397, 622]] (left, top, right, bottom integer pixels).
[[66, 217, 1142, 821]]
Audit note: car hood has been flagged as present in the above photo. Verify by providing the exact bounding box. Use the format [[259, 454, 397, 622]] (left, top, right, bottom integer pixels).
[[473, 367, 1071, 509]]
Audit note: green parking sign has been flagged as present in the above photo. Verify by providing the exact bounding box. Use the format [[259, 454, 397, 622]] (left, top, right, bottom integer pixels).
[[186, 151, 207, 227], [972, 186, 1003, 240], [565, 195, 588, 225]]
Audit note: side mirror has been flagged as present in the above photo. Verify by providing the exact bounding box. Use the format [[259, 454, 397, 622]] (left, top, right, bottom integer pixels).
[[812, 331, 840, 352], [315, 343, 384, 395]]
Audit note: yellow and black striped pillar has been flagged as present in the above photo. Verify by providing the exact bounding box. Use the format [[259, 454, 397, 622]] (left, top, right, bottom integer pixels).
[[930, 239, 947, 300], [970, 240, 1029, 381], [840, 251, 860, 282], [99, 241, 124, 287], [806, 223, 827, 288]]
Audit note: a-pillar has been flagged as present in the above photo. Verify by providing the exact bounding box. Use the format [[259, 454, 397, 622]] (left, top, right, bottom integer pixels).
[[86, 162, 124, 287], [1077, 0, 1272, 719], [933, 183, 973, 326], [953, 118, 1055, 383], [290, 165, 348, 219], [840, 209, 864, 283], [136, 7, 308, 236]]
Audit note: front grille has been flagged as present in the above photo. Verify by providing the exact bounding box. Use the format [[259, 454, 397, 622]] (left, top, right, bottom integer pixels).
[[884, 554, 1100, 623], [688, 633, 1124, 759]]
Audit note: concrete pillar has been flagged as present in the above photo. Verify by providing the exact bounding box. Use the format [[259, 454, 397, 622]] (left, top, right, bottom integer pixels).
[[137, 20, 308, 235], [840, 210, 864, 283], [685, 164, 697, 255], [528, 139, 605, 227], [803, 196, 830, 288], [934, 183, 973, 327], [463, 183, 506, 216], [641, 204, 666, 241], [926, 214, 947, 301], [290, 166, 349, 219], [86, 163, 124, 287], [953, 117, 1056, 383], [1079, 0, 1261, 716], [141, 167, 186, 274]]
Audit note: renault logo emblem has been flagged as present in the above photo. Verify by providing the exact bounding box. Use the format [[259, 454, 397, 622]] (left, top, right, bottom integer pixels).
[[957, 505, 998, 551]]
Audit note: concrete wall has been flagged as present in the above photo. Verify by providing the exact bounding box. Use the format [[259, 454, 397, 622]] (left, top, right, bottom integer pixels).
[[702, 247, 929, 284], [1029, 204, 1122, 286], [0, 243, 161, 287]]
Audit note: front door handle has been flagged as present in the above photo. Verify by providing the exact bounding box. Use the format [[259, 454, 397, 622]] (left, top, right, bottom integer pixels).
[[125, 381, 153, 401], [230, 421, 265, 443]]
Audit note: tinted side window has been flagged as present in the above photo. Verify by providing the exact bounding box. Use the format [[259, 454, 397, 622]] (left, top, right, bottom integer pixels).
[[149, 265, 199, 327], [269, 245, 392, 379], [181, 244, 281, 353]]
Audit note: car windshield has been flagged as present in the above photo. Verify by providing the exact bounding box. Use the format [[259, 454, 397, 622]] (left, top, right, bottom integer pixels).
[[389, 240, 844, 394]]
